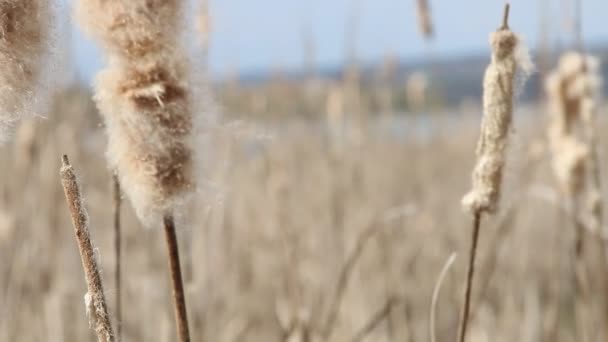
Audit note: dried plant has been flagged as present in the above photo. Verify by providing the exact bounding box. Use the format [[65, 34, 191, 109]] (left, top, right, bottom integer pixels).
[[415, 0, 434, 40], [545, 51, 606, 336], [0, 0, 52, 143], [76, 0, 196, 340], [461, 8, 531, 214], [76, 0, 196, 225], [112, 174, 122, 341], [460, 4, 532, 342], [545, 52, 597, 197], [60, 155, 115, 342]]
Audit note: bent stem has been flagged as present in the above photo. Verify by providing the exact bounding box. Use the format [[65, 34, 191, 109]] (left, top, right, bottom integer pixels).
[[431, 253, 457, 342], [457, 212, 482, 342], [163, 215, 191, 342]]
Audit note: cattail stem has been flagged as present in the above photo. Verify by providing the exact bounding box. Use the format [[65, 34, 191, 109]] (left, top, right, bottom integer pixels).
[[60, 155, 115, 342], [457, 212, 481, 342], [163, 215, 191, 342], [501, 3, 510, 30], [112, 174, 122, 341]]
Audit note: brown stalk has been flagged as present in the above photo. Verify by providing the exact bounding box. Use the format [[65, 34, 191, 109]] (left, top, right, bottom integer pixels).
[[470, 151, 539, 323], [500, 3, 510, 30], [469, 202, 517, 323], [458, 5, 512, 341], [60, 155, 115, 342], [163, 215, 191, 342], [457, 212, 482, 342], [112, 174, 122, 341]]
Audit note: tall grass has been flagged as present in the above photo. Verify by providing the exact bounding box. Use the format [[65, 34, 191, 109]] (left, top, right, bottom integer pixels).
[[4, 2, 608, 342]]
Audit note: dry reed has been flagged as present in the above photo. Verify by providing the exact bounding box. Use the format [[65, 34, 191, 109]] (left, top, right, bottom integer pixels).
[[76, 0, 196, 225], [0, 0, 51, 143], [545, 53, 593, 197], [76, 0, 196, 340], [60, 155, 115, 342], [546, 51, 606, 337], [163, 215, 191, 342], [459, 4, 531, 341], [112, 174, 122, 341], [415, 0, 433, 40]]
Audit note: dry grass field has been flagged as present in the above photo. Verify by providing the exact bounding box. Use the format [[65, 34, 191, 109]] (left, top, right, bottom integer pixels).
[[1, 1, 608, 342], [2, 82, 608, 341]]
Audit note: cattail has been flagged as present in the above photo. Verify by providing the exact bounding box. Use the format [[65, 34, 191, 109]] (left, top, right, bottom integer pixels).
[[0, 0, 51, 143], [545, 50, 606, 336], [60, 156, 115, 342], [545, 52, 600, 198], [462, 7, 532, 214], [77, 1, 196, 341], [459, 5, 532, 342], [415, 0, 433, 40], [76, 0, 195, 225], [581, 94, 601, 229], [95, 58, 194, 224], [545, 69, 585, 196]]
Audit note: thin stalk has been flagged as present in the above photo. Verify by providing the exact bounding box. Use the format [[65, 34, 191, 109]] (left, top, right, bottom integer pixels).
[[60, 155, 114, 342], [457, 212, 482, 342], [112, 174, 122, 341], [163, 215, 191, 342], [501, 3, 510, 30], [430, 253, 457, 342], [572, 201, 591, 341]]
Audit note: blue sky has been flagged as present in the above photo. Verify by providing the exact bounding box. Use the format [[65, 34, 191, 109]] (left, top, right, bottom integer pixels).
[[71, 0, 608, 80]]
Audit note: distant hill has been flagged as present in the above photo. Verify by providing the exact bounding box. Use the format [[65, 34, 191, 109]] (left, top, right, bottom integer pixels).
[[234, 42, 608, 106]]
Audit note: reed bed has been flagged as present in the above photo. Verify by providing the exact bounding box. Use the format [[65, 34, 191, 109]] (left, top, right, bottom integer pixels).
[[3, 2, 608, 342], [4, 86, 608, 341]]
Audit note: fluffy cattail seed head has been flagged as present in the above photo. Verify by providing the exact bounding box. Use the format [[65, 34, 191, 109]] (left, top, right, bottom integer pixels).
[[78, 0, 197, 225], [462, 25, 532, 214], [95, 59, 194, 221], [546, 52, 601, 197], [0, 0, 51, 143], [75, 0, 181, 62]]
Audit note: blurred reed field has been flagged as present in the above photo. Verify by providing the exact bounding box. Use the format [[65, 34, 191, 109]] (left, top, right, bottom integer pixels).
[[2, 1, 608, 342]]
